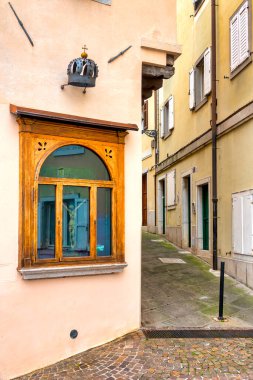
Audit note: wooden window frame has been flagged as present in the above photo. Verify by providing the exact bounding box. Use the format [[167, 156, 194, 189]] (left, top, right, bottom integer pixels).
[[18, 117, 126, 272]]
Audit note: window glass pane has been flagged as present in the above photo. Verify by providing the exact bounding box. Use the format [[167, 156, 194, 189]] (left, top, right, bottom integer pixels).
[[62, 186, 90, 257], [97, 188, 112, 256], [37, 185, 56, 259], [40, 145, 110, 180]]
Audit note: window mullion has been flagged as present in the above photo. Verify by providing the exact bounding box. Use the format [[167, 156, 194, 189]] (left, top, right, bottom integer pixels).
[[90, 185, 97, 259], [56, 183, 63, 262]]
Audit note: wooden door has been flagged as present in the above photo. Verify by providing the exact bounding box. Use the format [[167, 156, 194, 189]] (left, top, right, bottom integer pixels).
[[142, 174, 147, 226]]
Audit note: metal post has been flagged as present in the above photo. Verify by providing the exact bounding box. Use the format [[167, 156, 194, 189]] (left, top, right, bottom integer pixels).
[[218, 261, 225, 320]]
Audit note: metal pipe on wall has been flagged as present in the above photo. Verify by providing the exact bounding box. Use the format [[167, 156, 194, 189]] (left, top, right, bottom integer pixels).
[[211, 0, 218, 270]]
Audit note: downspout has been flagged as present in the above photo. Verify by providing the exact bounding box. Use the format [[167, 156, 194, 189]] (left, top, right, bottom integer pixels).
[[211, 0, 218, 270], [154, 90, 159, 226]]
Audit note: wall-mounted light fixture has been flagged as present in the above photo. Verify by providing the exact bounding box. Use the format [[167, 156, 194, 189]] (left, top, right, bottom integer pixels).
[[61, 46, 99, 93]]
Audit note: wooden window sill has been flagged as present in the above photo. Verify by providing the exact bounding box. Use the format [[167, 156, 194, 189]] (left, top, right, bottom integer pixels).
[[19, 263, 128, 280]]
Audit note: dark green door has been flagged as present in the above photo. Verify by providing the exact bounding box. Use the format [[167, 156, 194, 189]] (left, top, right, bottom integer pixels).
[[187, 176, 191, 247], [162, 180, 165, 234], [202, 184, 209, 250]]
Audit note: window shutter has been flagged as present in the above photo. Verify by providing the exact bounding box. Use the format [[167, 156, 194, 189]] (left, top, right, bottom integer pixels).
[[239, 1, 249, 64], [143, 101, 148, 130], [160, 108, 164, 138], [242, 194, 253, 254], [189, 69, 195, 110], [230, 14, 239, 71], [232, 195, 243, 254], [168, 96, 174, 130], [204, 48, 211, 95], [167, 170, 176, 207]]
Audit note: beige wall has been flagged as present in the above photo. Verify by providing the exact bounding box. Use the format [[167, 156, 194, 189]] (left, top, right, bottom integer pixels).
[[218, 0, 253, 122], [218, 119, 253, 256], [144, 0, 253, 282], [0, 0, 178, 378]]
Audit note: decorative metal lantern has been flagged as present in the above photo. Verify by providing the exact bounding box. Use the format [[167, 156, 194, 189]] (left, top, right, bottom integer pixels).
[[61, 46, 98, 93]]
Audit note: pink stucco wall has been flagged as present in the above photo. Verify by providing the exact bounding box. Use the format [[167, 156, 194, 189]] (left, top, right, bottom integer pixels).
[[0, 1, 177, 378]]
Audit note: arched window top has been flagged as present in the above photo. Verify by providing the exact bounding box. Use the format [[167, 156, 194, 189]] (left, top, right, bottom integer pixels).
[[39, 145, 110, 180]]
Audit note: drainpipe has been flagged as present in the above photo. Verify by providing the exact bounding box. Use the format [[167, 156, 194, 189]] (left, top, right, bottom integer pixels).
[[154, 90, 159, 226], [211, 0, 218, 270]]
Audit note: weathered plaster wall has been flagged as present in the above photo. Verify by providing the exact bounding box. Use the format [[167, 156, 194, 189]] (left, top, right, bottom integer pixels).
[[0, 0, 178, 378]]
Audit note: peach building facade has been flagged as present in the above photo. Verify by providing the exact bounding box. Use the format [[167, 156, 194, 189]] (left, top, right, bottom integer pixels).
[[0, 1, 179, 378]]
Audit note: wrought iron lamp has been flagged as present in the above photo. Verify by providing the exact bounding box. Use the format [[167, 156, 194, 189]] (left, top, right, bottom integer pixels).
[[141, 129, 157, 138], [61, 46, 99, 93]]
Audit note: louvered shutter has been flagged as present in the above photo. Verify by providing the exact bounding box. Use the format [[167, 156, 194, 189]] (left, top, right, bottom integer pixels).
[[167, 170, 176, 207], [143, 101, 148, 130], [242, 194, 253, 254], [232, 195, 243, 254], [230, 14, 239, 71], [189, 69, 195, 110], [239, 1, 249, 64], [160, 108, 164, 138], [204, 48, 211, 95], [168, 96, 174, 130]]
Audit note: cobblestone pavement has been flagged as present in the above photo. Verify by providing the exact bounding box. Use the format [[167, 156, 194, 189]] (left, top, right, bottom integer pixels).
[[15, 331, 253, 380]]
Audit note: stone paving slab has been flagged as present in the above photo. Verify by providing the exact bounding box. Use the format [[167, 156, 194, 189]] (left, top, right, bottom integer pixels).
[[142, 232, 253, 329], [14, 331, 253, 379]]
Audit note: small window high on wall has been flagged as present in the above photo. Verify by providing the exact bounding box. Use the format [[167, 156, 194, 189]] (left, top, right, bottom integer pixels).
[[92, 0, 111, 5], [230, 0, 251, 76], [160, 96, 174, 138], [189, 48, 211, 111], [193, 0, 205, 13]]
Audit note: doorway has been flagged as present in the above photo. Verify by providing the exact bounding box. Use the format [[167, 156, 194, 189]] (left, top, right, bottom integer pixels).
[[182, 175, 191, 247], [158, 178, 166, 234], [142, 173, 147, 226], [197, 183, 209, 250]]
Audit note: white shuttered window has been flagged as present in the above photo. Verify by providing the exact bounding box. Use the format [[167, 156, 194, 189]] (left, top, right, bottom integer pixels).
[[167, 170, 176, 207], [168, 96, 174, 130], [204, 48, 212, 95], [232, 190, 253, 255], [230, 1, 250, 72], [160, 96, 174, 138], [189, 69, 195, 110], [160, 108, 164, 138]]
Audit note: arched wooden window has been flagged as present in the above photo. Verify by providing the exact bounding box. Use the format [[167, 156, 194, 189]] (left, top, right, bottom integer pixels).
[[17, 117, 127, 278], [37, 145, 112, 262]]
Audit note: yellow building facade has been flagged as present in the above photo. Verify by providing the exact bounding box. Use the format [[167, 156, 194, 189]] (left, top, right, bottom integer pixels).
[[142, 0, 253, 288]]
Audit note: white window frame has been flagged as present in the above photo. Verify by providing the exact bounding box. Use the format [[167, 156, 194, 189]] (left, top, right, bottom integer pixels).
[[189, 47, 211, 111], [232, 190, 253, 256], [160, 95, 174, 138], [230, 0, 251, 74]]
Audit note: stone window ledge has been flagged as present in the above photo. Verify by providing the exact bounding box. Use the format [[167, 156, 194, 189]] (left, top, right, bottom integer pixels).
[[19, 263, 128, 280]]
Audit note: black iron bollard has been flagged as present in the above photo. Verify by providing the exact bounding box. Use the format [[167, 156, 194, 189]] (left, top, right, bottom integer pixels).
[[218, 261, 225, 320]]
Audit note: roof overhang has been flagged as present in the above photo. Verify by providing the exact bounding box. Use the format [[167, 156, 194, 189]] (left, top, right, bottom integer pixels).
[[141, 39, 182, 102], [10, 104, 138, 132]]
